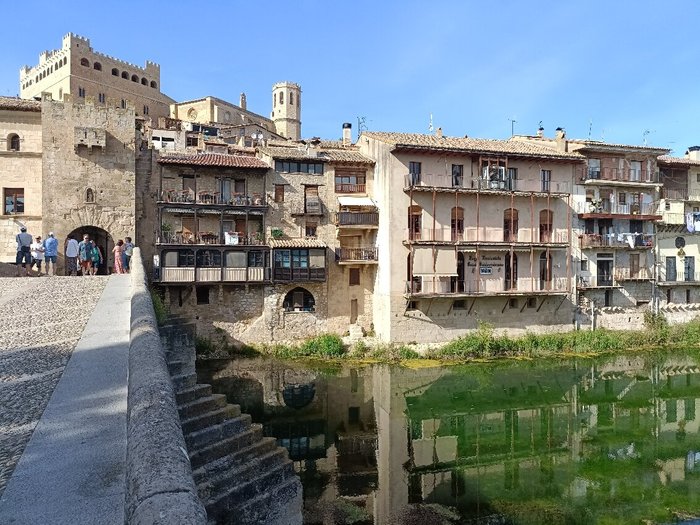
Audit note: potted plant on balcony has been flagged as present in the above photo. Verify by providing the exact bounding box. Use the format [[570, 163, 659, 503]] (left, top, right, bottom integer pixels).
[[160, 222, 172, 243], [271, 228, 283, 240]]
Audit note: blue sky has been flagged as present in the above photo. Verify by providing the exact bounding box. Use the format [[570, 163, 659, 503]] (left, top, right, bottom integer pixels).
[[1, 1, 698, 154]]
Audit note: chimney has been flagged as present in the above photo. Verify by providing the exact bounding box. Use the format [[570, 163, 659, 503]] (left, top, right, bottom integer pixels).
[[536, 126, 544, 138], [342, 122, 352, 146], [239, 92, 247, 110], [688, 146, 700, 161], [435, 127, 443, 138], [555, 127, 567, 152]]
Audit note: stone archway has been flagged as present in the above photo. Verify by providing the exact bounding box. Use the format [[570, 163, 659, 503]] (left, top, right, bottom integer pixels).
[[66, 225, 115, 275]]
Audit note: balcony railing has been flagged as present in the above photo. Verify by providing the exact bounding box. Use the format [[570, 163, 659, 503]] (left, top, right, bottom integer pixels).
[[157, 231, 266, 246], [663, 188, 688, 200], [614, 268, 653, 281], [575, 201, 658, 216], [335, 183, 366, 193], [334, 211, 379, 227], [406, 276, 569, 295], [335, 247, 378, 262], [405, 173, 570, 193], [658, 270, 700, 283], [406, 228, 569, 244], [579, 233, 654, 249], [577, 276, 614, 288], [580, 167, 658, 183], [160, 189, 266, 206], [661, 212, 685, 224], [158, 266, 270, 283]]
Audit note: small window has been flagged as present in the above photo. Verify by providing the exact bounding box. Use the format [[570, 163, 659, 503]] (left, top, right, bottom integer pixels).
[[98, 93, 105, 103], [407, 301, 418, 311], [196, 286, 210, 305], [143, 105, 149, 115], [80, 58, 90, 67], [78, 87, 85, 98], [580, 259, 588, 272], [305, 221, 317, 237], [85, 188, 95, 203], [665, 201, 671, 211], [121, 99, 126, 109], [141, 77, 148, 85], [290, 92, 294, 105], [8, 133, 20, 151], [527, 297, 537, 309], [121, 71, 129, 79], [131, 74, 139, 82], [93, 62, 102, 71], [4, 188, 24, 214], [274, 184, 285, 203], [111, 68, 119, 76], [150, 80, 157, 89], [453, 299, 466, 309], [508, 298, 518, 309], [279, 91, 284, 104], [697, 173, 700, 183], [687, 289, 691, 304], [349, 268, 360, 286]]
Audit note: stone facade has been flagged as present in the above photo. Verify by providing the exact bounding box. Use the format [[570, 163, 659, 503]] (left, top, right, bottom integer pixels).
[[20, 33, 173, 119]]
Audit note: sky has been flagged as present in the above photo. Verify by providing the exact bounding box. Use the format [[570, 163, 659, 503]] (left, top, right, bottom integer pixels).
[[1, 0, 699, 155]]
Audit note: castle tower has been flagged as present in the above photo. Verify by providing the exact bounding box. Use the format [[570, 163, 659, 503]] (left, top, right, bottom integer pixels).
[[271, 81, 301, 140]]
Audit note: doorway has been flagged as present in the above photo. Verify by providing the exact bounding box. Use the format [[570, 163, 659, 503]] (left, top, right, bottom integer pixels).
[[67, 226, 115, 275]]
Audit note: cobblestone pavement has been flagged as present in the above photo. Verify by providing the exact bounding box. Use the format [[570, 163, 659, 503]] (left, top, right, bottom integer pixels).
[[0, 276, 108, 496]]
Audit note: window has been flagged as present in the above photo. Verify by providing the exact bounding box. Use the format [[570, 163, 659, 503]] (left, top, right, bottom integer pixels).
[[305, 221, 317, 237], [539, 209, 553, 242], [248, 251, 264, 267], [451, 164, 463, 187], [98, 93, 105, 103], [290, 92, 294, 105], [527, 297, 537, 309], [504, 208, 519, 242], [581, 259, 588, 272], [80, 58, 89, 67], [349, 268, 360, 286], [4, 188, 24, 214], [111, 68, 119, 76], [78, 87, 85, 98], [7, 133, 20, 151], [143, 105, 149, 116], [665, 201, 671, 211], [93, 62, 102, 71], [304, 186, 321, 214], [697, 173, 700, 183], [131, 74, 139, 82], [279, 91, 284, 104], [451, 207, 464, 241], [335, 171, 366, 192], [409, 161, 421, 184], [408, 205, 422, 240], [282, 287, 315, 312], [121, 71, 129, 79], [618, 192, 626, 205], [541, 169, 551, 192], [508, 298, 518, 309], [630, 160, 642, 181], [121, 99, 126, 109], [588, 159, 601, 179], [274, 184, 285, 203], [407, 301, 418, 311], [85, 188, 95, 203], [275, 161, 324, 174], [453, 299, 466, 309], [196, 286, 210, 305], [150, 81, 157, 89], [141, 77, 148, 85]]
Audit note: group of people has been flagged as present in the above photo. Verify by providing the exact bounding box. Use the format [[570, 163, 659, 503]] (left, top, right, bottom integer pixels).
[[15, 226, 134, 277]]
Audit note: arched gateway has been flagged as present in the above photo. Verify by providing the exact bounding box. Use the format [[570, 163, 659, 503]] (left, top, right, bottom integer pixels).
[[66, 226, 114, 275]]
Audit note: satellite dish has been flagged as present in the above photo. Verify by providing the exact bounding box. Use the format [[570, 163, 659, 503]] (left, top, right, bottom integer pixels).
[[675, 237, 686, 249]]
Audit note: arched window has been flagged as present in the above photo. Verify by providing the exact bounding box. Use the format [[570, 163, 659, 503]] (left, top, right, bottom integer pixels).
[[539, 251, 552, 290], [290, 92, 294, 105], [111, 68, 119, 76], [8, 134, 20, 151], [58, 88, 63, 100], [451, 207, 464, 241], [120, 99, 126, 109], [279, 91, 284, 105], [93, 62, 102, 71], [282, 287, 315, 312], [273, 94, 276, 107], [150, 80, 157, 89], [505, 253, 518, 291], [408, 205, 422, 240], [141, 77, 147, 85], [121, 71, 129, 79], [131, 74, 138, 82], [539, 209, 553, 243], [504, 208, 519, 242], [80, 58, 89, 67], [85, 188, 95, 203]]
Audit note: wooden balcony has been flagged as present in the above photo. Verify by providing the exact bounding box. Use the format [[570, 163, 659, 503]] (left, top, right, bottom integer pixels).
[[405, 276, 570, 297], [614, 268, 653, 281], [579, 167, 658, 184], [157, 231, 267, 246], [156, 266, 270, 283], [159, 189, 266, 207], [335, 183, 366, 193], [335, 247, 378, 264], [576, 201, 660, 219], [334, 212, 379, 228], [405, 228, 569, 246], [404, 173, 571, 194], [272, 267, 326, 282], [579, 233, 654, 249]]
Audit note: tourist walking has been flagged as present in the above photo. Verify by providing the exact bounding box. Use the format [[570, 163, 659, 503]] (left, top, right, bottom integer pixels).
[[89, 240, 103, 275], [30, 235, 45, 275], [77, 234, 92, 276], [43, 232, 58, 276], [65, 234, 79, 276], [15, 226, 32, 277], [112, 240, 125, 274], [123, 237, 134, 273]]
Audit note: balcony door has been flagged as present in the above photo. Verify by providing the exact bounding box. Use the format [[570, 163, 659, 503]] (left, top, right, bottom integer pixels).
[[685, 256, 694, 282], [408, 205, 422, 240], [451, 207, 464, 241], [505, 253, 518, 291], [666, 256, 677, 282], [597, 260, 612, 286], [629, 253, 640, 279], [504, 209, 519, 242], [539, 209, 553, 243], [451, 252, 465, 292], [539, 252, 552, 290]]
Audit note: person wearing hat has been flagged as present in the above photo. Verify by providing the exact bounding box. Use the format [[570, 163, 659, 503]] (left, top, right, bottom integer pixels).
[[43, 232, 58, 276], [30, 235, 45, 275], [15, 226, 32, 277]]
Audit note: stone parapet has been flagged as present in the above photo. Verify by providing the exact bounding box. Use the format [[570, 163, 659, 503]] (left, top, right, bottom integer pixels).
[[126, 247, 207, 524]]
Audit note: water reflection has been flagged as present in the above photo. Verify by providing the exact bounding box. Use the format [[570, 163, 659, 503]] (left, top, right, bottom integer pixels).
[[198, 353, 700, 524]]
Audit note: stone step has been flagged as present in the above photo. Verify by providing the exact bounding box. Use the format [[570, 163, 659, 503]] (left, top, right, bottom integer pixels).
[[175, 383, 213, 406], [230, 476, 303, 525], [205, 458, 296, 521], [178, 394, 227, 420], [180, 404, 240, 435], [184, 414, 253, 451], [167, 360, 190, 376], [193, 436, 278, 485], [198, 447, 289, 502], [189, 425, 264, 470], [171, 373, 197, 391]]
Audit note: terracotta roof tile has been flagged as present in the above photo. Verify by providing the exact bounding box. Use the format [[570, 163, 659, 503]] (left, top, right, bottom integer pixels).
[[259, 144, 373, 164], [362, 131, 585, 160], [0, 97, 41, 112], [158, 153, 269, 169], [269, 238, 328, 249], [658, 155, 700, 167]]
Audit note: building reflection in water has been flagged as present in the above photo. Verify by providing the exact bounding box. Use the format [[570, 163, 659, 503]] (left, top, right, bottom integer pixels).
[[198, 354, 700, 524]]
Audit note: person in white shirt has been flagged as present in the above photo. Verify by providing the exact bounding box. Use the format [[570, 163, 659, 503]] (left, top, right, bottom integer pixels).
[[30, 236, 45, 275], [65, 234, 80, 276]]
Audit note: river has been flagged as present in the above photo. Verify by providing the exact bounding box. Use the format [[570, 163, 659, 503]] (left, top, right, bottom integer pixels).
[[197, 351, 700, 525]]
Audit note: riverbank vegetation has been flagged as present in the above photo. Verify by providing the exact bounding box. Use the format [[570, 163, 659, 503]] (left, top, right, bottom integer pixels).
[[194, 312, 700, 363]]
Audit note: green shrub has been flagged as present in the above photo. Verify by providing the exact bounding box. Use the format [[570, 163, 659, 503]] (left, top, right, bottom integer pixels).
[[299, 334, 346, 358], [149, 288, 167, 325], [195, 336, 215, 356], [397, 346, 420, 360]]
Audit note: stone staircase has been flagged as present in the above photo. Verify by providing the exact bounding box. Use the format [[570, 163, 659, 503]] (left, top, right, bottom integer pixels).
[[161, 320, 303, 525]]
